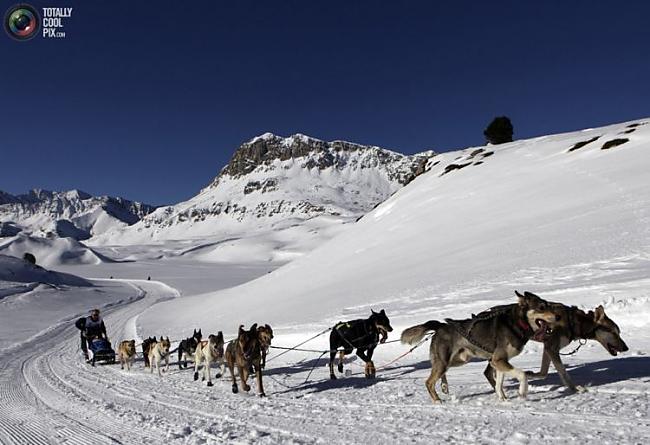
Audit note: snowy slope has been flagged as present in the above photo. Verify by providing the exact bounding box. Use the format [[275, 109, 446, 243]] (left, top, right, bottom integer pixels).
[[0, 189, 156, 240], [1, 119, 649, 444], [140, 118, 650, 332], [0, 234, 114, 267], [92, 134, 433, 254], [0, 253, 91, 287]]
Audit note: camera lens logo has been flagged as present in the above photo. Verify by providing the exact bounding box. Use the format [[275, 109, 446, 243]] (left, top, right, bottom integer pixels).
[[4, 4, 40, 41]]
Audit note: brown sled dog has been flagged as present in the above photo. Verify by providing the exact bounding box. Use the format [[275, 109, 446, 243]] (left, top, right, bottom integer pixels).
[[117, 340, 136, 371], [523, 303, 628, 391], [401, 291, 561, 403], [225, 324, 266, 397], [256, 324, 274, 370]]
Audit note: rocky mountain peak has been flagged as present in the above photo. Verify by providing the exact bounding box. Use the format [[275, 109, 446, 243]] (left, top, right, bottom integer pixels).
[[209, 133, 434, 189]]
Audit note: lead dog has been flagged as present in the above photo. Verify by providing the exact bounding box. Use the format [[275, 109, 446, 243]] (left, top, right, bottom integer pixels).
[[148, 337, 171, 377], [401, 291, 560, 402], [524, 303, 628, 391], [225, 324, 266, 397], [194, 332, 225, 387], [117, 340, 136, 371]]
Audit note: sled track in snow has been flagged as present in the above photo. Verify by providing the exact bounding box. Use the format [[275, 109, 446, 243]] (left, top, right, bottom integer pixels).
[[1, 279, 649, 443]]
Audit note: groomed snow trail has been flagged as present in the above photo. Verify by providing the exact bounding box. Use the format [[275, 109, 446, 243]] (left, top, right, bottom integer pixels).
[[1, 278, 649, 444]]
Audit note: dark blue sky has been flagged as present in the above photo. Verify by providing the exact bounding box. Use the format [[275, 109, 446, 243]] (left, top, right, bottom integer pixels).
[[2, 1, 649, 205]]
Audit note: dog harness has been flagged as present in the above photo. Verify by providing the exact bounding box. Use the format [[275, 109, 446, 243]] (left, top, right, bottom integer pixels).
[[445, 305, 531, 354]]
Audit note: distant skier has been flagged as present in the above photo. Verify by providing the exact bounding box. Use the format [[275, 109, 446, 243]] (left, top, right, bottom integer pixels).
[[147, 276, 151, 281], [75, 309, 108, 361]]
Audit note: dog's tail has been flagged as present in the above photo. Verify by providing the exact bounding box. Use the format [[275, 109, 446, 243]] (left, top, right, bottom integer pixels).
[[400, 320, 444, 345]]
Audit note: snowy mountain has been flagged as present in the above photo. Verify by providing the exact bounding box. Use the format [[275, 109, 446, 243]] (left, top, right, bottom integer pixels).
[[92, 133, 434, 255], [3, 118, 650, 444], [140, 117, 650, 331], [0, 189, 156, 240]]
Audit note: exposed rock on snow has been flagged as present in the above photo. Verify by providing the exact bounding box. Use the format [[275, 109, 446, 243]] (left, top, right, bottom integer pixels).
[[93, 133, 435, 246]]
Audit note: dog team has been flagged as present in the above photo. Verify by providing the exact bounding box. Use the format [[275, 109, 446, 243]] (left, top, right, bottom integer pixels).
[[116, 324, 274, 397], [108, 290, 626, 403]]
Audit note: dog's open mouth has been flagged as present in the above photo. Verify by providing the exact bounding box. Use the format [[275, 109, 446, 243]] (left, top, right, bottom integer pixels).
[[378, 327, 389, 343], [607, 343, 619, 356], [533, 319, 553, 341]]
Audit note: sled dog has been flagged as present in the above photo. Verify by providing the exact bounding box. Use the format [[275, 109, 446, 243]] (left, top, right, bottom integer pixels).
[[401, 291, 560, 402], [329, 309, 393, 379], [525, 303, 628, 391], [148, 337, 171, 376], [226, 324, 266, 397], [194, 332, 225, 386], [256, 324, 274, 370], [142, 336, 157, 368], [178, 329, 202, 369], [117, 339, 136, 371]]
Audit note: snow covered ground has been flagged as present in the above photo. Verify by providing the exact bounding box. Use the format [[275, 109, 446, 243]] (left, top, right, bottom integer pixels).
[[0, 118, 649, 443]]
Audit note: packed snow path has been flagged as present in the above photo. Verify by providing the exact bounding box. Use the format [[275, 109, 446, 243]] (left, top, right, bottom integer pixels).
[[0, 279, 649, 444]]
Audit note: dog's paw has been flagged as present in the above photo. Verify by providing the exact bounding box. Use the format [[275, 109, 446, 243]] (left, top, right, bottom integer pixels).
[[202, 377, 205, 382], [243, 384, 251, 392], [259, 392, 266, 398], [207, 381, 213, 387], [193, 372, 199, 381], [337, 363, 343, 373], [441, 383, 449, 395], [232, 384, 238, 394], [572, 385, 587, 393], [215, 373, 222, 379]]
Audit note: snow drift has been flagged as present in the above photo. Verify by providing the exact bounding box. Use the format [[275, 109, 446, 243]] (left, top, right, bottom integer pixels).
[[0, 234, 114, 268]]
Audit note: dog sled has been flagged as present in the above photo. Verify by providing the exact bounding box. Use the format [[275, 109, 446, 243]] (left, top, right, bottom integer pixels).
[[87, 337, 116, 366]]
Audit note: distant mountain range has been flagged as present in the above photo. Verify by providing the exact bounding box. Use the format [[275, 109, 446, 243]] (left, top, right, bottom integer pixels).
[[92, 133, 435, 245], [0, 189, 156, 240]]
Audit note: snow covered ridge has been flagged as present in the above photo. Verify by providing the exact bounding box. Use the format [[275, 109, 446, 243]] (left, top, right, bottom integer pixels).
[[94, 133, 435, 245], [0, 234, 114, 267], [141, 117, 650, 332], [0, 253, 90, 287], [0, 189, 156, 241], [208, 132, 432, 186]]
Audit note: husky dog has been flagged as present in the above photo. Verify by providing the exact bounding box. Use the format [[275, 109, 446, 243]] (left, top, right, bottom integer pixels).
[[142, 336, 157, 368], [148, 337, 171, 376], [178, 329, 202, 370], [225, 324, 266, 397], [329, 309, 393, 379], [117, 340, 136, 371], [401, 291, 560, 403], [193, 332, 225, 386], [256, 324, 274, 370], [524, 303, 629, 391]]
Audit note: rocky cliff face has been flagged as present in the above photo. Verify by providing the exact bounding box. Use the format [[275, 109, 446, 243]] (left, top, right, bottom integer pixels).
[[95, 133, 435, 244], [0, 189, 157, 240], [211, 133, 430, 187]]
